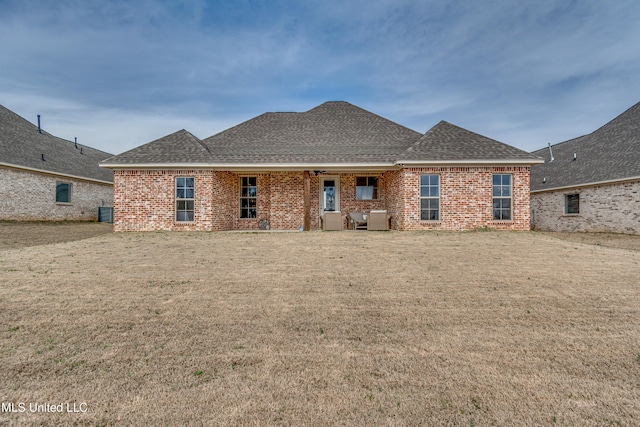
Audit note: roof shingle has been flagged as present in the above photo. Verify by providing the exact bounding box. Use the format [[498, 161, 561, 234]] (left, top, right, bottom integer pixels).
[[102, 101, 541, 168], [399, 121, 542, 162], [0, 105, 113, 183], [531, 101, 640, 191], [101, 129, 210, 165], [201, 101, 422, 164]]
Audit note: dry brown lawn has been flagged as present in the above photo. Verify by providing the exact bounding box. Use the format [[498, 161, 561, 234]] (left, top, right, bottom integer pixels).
[[1, 224, 639, 426], [0, 221, 112, 250]]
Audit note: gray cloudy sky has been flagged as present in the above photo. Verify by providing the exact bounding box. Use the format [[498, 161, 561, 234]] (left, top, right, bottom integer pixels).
[[1, 0, 639, 155]]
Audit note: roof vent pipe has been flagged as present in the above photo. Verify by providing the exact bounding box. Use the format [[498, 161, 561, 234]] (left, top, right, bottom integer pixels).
[[547, 143, 554, 162], [573, 152, 577, 161], [75, 137, 78, 149], [41, 153, 45, 161], [37, 115, 42, 134]]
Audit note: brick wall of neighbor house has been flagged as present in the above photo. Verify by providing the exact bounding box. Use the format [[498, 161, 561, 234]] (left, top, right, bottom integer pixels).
[[0, 166, 113, 221], [388, 166, 531, 231], [113, 169, 217, 231], [531, 180, 640, 234]]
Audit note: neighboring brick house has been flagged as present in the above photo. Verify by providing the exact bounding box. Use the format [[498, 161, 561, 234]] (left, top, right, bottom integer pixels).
[[0, 105, 114, 221], [531, 101, 640, 234], [100, 101, 542, 232]]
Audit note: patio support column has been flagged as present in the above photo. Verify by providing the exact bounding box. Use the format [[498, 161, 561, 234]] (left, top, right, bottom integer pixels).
[[303, 170, 311, 231]]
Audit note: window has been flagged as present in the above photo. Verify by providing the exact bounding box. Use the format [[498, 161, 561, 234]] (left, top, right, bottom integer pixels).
[[566, 194, 580, 214], [420, 174, 439, 221], [240, 176, 257, 219], [56, 182, 71, 203], [492, 174, 512, 220], [176, 177, 194, 222], [355, 177, 378, 200]]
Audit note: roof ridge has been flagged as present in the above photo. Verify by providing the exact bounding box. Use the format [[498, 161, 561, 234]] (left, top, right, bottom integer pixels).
[[179, 128, 211, 153], [531, 100, 640, 153], [397, 120, 541, 163], [202, 112, 272, 143], [306, 101, 422, 136]]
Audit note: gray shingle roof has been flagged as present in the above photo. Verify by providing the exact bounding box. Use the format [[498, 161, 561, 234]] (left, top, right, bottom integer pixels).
[[102, 101, 541, 168], [399, 120, 543, 162], [531, 101, 640, 192], [0, 105, 114, 183], [201, 102, 422, 164], [100, 129, 211, 165]]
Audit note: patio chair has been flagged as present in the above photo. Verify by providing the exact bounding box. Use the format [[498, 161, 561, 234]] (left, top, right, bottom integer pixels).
[[321, 211, 343, 230], [349, 212, 368, 230], [367, 210, 390, 230]]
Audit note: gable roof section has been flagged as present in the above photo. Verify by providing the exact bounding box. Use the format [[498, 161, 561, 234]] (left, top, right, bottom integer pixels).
[[399, 120, 542, 164], [531, 101, 640, 192], [100, 129, 211, 165], [101, 101, 541, 169], [0, 105, 114, 183]]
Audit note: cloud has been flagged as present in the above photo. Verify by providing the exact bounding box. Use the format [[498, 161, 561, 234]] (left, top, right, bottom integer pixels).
[[1, 0, 640, 153]]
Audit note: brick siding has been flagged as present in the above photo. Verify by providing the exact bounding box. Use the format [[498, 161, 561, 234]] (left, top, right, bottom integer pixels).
[[387, 167, 531, 231], [114, 169, 215, 231], [112, 167, 532, 231], [0, 166, 113, 221], [531, 179, 640, 234]]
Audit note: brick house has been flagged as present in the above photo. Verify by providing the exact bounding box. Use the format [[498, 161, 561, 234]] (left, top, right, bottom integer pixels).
[[0, 105, 114, 221], [530, 101, 640, 234], [100, 101, 542, 232]]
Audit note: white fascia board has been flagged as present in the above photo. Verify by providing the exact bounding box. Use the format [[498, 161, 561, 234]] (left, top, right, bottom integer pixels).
[[395, 159, 545, 166], [99, 162, 213, 169], [99, 162, 398, 172], [530, 176, 640, 194], [1, 162, 114, 185]]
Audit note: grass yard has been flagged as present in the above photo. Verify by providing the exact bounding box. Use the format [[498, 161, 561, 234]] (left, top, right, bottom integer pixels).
[[1, 224, 639, 426]]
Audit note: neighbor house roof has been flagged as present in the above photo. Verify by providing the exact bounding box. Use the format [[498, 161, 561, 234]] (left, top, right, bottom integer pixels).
[[101, 101, 541, 169], [0, 105, 114, 183], [531, 101, 640, 192]]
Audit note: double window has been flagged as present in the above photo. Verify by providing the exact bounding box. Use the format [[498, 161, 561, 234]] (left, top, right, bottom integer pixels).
[[176, 177, 194, 222], [240, 177, 257, 219], [420, 174, 440, 221], [566, 194, 580, 214], [492, 174, 512, 220], [355, 177, 378, 200], [56, 182, 71, 203]]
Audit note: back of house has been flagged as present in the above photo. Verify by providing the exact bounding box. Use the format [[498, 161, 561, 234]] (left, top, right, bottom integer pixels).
[[101, 101, 542, 232]]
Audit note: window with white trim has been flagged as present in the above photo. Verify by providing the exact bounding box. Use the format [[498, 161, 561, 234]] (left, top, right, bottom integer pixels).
[[240, 176, 257, 219], [176, 177, 195, 222], [420, 174, 440, 221], [355, 176, 378, 200], [492, 174, 512, 220], [56, 182, 71, 203]]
